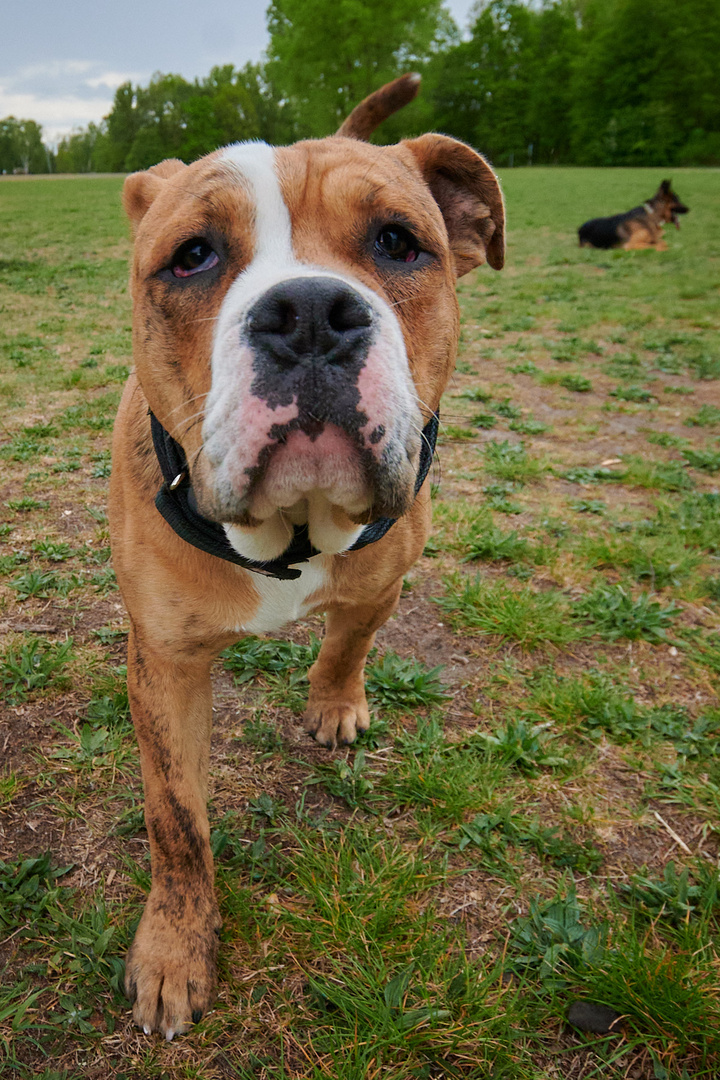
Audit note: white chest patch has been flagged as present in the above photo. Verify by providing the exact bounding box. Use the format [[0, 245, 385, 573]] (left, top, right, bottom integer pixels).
[[233, 556, 330, 635]]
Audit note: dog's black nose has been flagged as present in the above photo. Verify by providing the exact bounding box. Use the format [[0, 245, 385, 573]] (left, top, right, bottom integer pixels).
[[246, 277, 373, 368]]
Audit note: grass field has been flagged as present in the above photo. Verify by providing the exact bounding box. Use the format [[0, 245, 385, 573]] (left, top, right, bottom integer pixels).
[[1, 166, 719, 1080]]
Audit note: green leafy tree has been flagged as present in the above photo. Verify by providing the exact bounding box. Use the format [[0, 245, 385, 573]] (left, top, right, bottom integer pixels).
[[571, 0, 720, 165], [124, 73, 195, 170], [429, 1, 579, 165], [101, 82, 139, 171], [35, 0, 720, 173], [56, 123, 104, 173], [525, 1, 580, 163], [0, 117, 49, 173], [96, 64, 288, 170], [265, 0, 456, 138], [180, 65, 262, 160]]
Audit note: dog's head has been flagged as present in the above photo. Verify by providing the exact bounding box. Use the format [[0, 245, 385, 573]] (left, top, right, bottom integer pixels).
[[122, 98, 504, 562], [655, 179, 689, 229]]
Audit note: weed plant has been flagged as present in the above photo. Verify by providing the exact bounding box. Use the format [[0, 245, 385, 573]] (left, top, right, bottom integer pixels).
[[573, 585, 681, 642], [1, 636, 74, 702]]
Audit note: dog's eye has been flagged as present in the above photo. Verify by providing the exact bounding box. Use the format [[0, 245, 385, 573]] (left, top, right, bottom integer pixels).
[[375, 225, 419, 263], [171, 239, 219, 278]]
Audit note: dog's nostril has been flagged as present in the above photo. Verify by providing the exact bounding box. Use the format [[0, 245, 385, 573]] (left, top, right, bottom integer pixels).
[[249, 299, 298, 335], [328, 295, 373, 334]]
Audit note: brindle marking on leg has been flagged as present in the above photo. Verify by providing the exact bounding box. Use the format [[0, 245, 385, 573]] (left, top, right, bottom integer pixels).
[[145, 793, 208, 872]]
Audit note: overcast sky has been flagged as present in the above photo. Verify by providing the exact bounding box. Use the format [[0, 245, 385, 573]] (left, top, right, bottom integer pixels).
[[1, 0, 477, 145]]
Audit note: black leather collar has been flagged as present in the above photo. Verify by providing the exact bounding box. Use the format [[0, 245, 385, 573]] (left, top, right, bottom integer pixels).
[[150, 411, 438, 581]]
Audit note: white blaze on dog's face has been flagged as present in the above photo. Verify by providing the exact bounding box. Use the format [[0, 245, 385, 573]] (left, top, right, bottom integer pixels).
[[203, 141, 421, 560], [122, 135, 504, 562]]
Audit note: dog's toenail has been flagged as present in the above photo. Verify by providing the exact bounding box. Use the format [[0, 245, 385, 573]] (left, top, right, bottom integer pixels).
[[192, 1009, 202, 1024]]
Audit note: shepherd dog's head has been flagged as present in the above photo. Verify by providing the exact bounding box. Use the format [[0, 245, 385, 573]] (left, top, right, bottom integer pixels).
[[654, 180, 689, 229]]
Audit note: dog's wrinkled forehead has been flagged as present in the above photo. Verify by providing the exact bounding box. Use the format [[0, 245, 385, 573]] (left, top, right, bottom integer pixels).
[[130, 138, 448, 280]]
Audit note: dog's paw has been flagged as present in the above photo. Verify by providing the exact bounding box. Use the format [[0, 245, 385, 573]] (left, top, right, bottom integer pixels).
[[125, 893, 220, 1040], [303, 697, 370, 748]]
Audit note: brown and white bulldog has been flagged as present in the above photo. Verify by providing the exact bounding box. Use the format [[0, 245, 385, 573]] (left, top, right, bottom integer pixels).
[[109, 75, 504, 1040]]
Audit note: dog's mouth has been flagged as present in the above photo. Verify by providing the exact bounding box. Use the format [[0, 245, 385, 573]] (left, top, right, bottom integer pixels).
[[670, 204, 689, 228], [247, 425, 373, 523], [200, 418, 420, 562]]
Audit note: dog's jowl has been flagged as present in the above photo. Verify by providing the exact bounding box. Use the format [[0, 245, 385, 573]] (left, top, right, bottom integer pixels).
[[109, 77, 505, 1039]]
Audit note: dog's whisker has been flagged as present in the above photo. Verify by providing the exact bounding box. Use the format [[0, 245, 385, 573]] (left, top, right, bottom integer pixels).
[[388, 294, 422, 309], [162, 395, 206, 424], [406, 418, 439, 466], [166, 408, 205, 435], [177, 416, 204, 439], [170, 412, 207, 447], [187, 442, 206, 472], [414, 396, 439, 424]]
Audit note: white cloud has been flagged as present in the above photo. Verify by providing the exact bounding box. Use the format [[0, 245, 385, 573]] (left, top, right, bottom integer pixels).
[[0, 62, 149, 145], [0, 88, 112, 143], [85, 70, 143, 90], [13, 59, 97, 81]]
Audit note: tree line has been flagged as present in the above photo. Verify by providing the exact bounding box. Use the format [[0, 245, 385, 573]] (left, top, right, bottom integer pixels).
[[3, 0, 719, 175]]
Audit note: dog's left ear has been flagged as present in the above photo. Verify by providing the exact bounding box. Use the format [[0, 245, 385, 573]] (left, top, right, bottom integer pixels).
[[403, 134, 505, 274], [123, 159, 188, 231], [660, 179, 672, 193]]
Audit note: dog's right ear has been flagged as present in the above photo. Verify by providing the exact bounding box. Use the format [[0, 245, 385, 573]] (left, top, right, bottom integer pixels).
[[123, 159, 187, 230]]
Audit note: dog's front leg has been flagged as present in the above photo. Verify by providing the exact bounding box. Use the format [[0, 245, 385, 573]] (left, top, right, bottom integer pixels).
[[304, 580, 403, 747], [124, 625, 220, 1040]]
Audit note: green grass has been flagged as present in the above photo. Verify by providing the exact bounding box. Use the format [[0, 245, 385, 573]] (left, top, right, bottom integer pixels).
[[438, 575, 581, 649], [482, 439, 546, 483], [2, 167, 720, 1078]]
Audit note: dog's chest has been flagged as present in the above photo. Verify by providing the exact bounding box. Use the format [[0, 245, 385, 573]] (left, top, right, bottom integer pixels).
[[232, 556, 330, 635]]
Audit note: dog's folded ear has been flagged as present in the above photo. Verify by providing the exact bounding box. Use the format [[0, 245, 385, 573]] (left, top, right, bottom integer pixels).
[[123, 159, 187, 230], [403, 134, 505, 274]]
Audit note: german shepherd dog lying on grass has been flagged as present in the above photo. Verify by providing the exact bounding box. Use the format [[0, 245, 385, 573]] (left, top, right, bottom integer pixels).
[[578, 179, 689, 250]]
